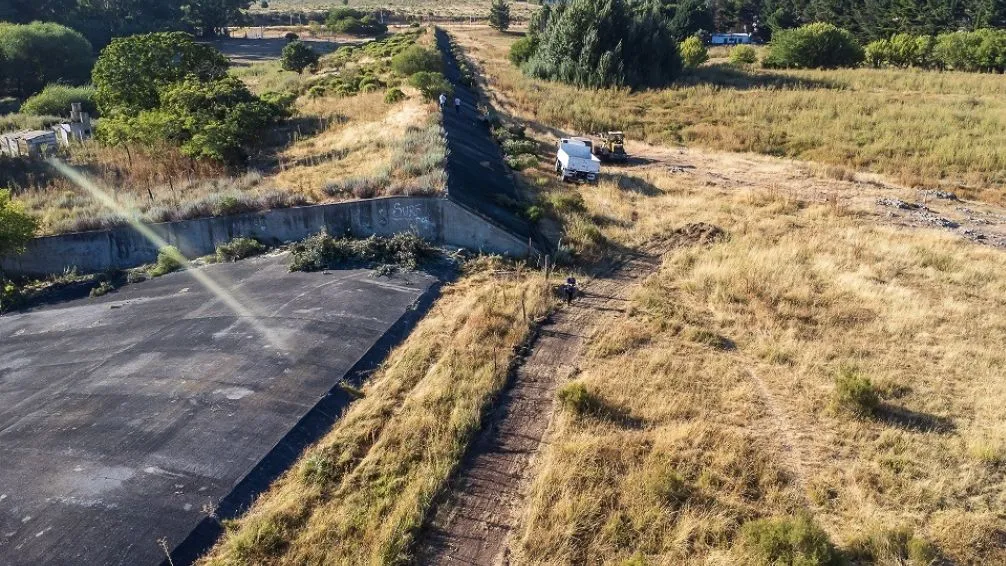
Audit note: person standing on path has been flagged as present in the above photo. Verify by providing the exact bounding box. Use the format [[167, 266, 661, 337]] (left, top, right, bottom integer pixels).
[[439, 92, 447, 109], [454, 96, 461, 114]]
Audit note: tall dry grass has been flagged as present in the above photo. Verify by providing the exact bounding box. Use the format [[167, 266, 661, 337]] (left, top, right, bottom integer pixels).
[[200, 258, 552, 565], [451, 26, 1006, 197], [512, 164, 1006, 564]]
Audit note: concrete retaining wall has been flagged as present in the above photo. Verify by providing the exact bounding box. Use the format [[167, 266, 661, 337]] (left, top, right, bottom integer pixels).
[[2, 197, 532, 277]]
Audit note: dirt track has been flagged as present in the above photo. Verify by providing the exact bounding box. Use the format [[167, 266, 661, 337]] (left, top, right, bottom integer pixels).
[[415, 248, 663, 565]]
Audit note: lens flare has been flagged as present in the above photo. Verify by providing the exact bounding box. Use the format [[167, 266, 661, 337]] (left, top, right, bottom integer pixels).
[[48, 158, 290, 354]]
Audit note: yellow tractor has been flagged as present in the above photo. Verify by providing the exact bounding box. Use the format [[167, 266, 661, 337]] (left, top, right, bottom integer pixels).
[[592, 131, 627, 163]]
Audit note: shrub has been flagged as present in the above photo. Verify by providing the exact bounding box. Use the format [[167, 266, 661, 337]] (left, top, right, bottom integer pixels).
[[524, 0, 682, 87], [281, 40, 320, 73], [505, 153, 538, 171], [289, 231, 433, 272], [509, 36, 536, 66], [391, 45, 441, 76], [680, 36, 708, 69], [284, 32, 299, 42], [730, 44, 758, 65], [833, 366, 879, 417], [149, 245, 184, 277], [0, 22, 93, 98], [326, 8, 388, 36], [847, 526, 938, 564], [763, 22, 864, 69], [557, 382, 601, 416], [502, 138, 537, 155], [0, 189, 39, 259], [216, 237, 266, 262], [408, 71, 452, 100], [384, 87, 406, 104], [20, 85, 98, 117], [739, 514, 842, 566]]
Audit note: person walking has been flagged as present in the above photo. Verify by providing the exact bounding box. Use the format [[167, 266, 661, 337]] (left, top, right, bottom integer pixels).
[[454, 96, 461, 114], [439, 92, 447, 109]]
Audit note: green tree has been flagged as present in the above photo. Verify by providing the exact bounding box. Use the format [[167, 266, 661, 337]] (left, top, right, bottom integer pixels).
[[0, 189, 38, 260], [101, 76, 283, 164], [92, 32, 228, 116], [730, 44, 759, 64], [390, 45, 442, 76], [509, 36, 537, 65], [326, 8, 387, 36], [670, 0, 715, 42], [0, 22, 93, 98], [489, 0, 512, 32], [679, 36, 709, 69], [281, 40, 319, 73], [524, 0, 682, 88], [408, 71, 452, 100], [763, 22, 864, 68], [181, 0, 252, 37]]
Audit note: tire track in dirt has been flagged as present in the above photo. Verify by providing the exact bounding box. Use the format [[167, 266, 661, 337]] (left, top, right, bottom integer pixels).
[[414, 250, 662, 565]]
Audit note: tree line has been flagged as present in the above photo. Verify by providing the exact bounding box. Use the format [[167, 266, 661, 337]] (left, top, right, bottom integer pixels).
[[624, 0, 1006, 43], [0, 0, 251, 47]]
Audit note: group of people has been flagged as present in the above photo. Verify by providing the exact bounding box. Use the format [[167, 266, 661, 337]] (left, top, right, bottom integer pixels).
[[439, 92, 462, 114]]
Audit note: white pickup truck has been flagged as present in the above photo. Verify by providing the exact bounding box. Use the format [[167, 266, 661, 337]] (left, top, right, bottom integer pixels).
[[555, 138, 601, 184]]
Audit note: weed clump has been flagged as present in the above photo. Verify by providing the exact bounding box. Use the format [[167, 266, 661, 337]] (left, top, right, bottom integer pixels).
[[289, 231, 432, 273], [149, 246, 185, 277], [739, 514, 842, 565], [832, 366, 880, 418], [216, 237, 266, 263], [847, 526, 938, 565], [557, 382, 602, 416]]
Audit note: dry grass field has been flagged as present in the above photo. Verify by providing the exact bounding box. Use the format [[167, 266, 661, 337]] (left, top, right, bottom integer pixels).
[[200, 258, 553, 565], [510, 154, 1006, 564], [450, 26, 1006, 200], [249, 0, 537, 21]]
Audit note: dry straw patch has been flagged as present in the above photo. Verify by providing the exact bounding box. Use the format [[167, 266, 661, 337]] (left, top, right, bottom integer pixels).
[[512, 163, 1006, 564], [200, 260, 552, 565]]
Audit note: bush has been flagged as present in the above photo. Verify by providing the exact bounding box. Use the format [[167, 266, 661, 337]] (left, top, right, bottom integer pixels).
[[326, 8, 388, 36], [763, 22, 864, 69], [505, 153, 538, 171], [557, 382, 602, 416], [408, 71, 452, 100], [0, 22, 93, 98], [216, 237, 266, 262], [509, 36, 537, 66], [739, 514, 842, 566], [502, 137, 537, 155], [20, 85, 98, 117], [0, 188, 40, 259], [524, 0, 682, 88], [149, 245, 184, 277], [281, 40, 320, 73], [384, 87, 406, 104], [680, 36, 708, 69], [833, 366, 879, 417], [730, 44, 758, 65], [284, 32, 299, 42], [847, 526, 938, 564], [391, 45, 442, 76], [289, 231, 433, 272]]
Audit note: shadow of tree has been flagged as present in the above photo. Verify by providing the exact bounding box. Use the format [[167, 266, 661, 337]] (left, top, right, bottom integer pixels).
[[678, 63, 840, 91]]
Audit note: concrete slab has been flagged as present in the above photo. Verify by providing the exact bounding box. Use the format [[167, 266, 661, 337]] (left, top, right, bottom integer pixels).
[[0, 254, 440, 565]]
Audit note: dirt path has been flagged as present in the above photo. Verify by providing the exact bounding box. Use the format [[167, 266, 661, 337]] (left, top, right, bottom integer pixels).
[[415, 250, 661, 565]]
